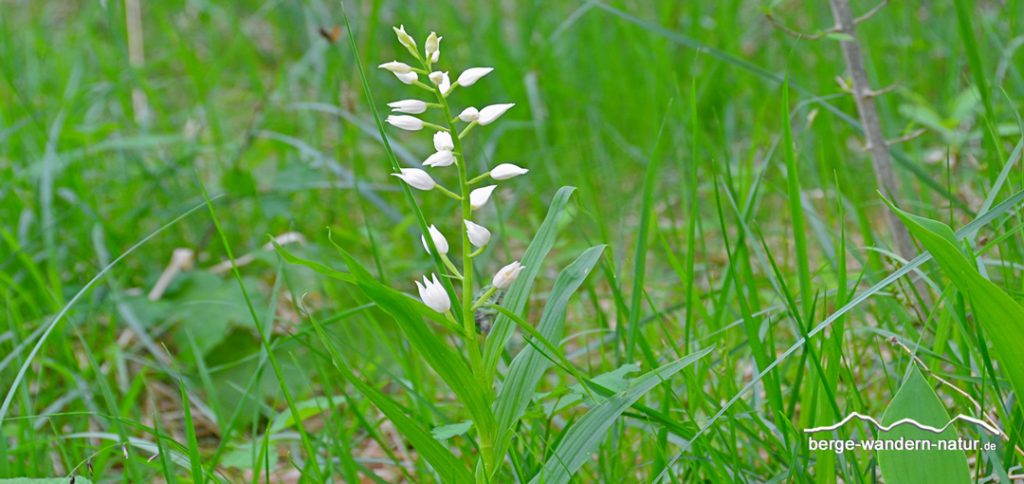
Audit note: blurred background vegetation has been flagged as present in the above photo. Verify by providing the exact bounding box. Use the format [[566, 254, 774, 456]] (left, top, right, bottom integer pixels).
[[3, 0, 1024, 481]]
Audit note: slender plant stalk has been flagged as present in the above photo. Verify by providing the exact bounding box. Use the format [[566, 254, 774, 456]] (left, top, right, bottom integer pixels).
[[411, 52, 496, 474]]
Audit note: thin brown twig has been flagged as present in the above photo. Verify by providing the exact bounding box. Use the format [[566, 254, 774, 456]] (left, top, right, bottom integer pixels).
[[886, 128, 927, 146], [854, 0, 891, 24]]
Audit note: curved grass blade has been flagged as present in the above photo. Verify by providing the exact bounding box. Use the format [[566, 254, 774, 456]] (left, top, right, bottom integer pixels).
[[483, 186, 577, 378], [492, 245, 605, 465], [0, 199, 213, 425], [528, 347, 713, 484]]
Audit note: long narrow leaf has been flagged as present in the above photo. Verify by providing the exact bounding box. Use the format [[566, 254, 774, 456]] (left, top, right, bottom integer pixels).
[[483, 186, 577, 377], [492, 245, 605, 463]]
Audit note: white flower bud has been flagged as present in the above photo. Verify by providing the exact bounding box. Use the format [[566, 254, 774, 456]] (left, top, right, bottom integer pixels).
[[393, 25, 417, 51], [386, 115, 424, 131], [458, 107, 480, 122], [394, 71, 418, 85], [388, 99, 428, 114], [425, 32, 442, 63], [392, 168, 436, 190], [428, 71, 451, 93], [469, 185, 497, 210], [464, 220, 491, 248], [420, 224, 449, 254], [492, 261, 524, 289], [478, 103, 515, 125], [415, 274, 451, 313], [423, 150, 455, 167], [490, 163, 529, 180], [433, 131, 454, 151], [456, 67, 494, 87], [378, 61, 413, 74]]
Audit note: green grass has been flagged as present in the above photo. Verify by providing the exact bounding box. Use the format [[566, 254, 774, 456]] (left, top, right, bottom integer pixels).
[[3, 0, 1024, 481]]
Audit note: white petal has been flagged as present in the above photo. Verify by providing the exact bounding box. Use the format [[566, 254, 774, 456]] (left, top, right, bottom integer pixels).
[[464, 220, 491, 248], [478, 103, 515, 125], [421, 224, 449, 254], [469, 185, 497, 210], [439, 72, 451, 94], [386, 115, 423, 131], [490, 163, 529, 180], [428, 71, 444, 85], [433, 131, 454, 151], [458, 107, 479, 122], [388, 99, 428, 114], [456, 67, 494, 87], [394, 71, 418, 85], [378, 61, 414, 73], [423, 151, 455, 167], [394, 25, 417, 50], [392, 168, 435, 190], [492, 261, 524, 289]]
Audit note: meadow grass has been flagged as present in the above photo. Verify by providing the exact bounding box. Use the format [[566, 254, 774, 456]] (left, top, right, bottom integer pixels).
[[3, 0, 1024, 482]]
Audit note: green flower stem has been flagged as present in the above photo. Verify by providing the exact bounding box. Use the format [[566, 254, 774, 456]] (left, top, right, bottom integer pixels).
[[440, 253, 464, 280], [467, 173, 490, 185], [421, 121, 449, 132], [434, 184, 462, 201], [423, 60, 495, 474], [471, 286, 498, 312], [469, 245, 486, 258], [459, 121, 478, 139]]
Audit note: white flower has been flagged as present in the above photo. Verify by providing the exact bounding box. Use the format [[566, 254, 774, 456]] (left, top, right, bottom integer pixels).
[[415, 274, 451, 313], [392, 168, 436, 190], [420, 224, 449, 254], [393, 25, 416, 51], [423, 150, 455, 167], [478, 103, 515, 125], [490, 163, 529, 180], [439, 72, 451, 94], [428, 71, 451, 93], [469, 185, 497, 210], [433, 131, 454, 151], [378, 61, 413, 74], [457, 67, 494, 87], [425, 32, 442, 63], [394, 71, 418, 85], [492, 261, 524, 289], [464, 220, 491, 248], [388, 99, 428, 114], [386, 115, 423, 131], [458, 107, 480, 122]]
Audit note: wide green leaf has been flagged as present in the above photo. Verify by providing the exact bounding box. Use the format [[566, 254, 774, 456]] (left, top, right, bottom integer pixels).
[[492, 245, 605, 464], [528, 347, 713, 484], [891, 204, 1024, 417], [878, 366, 970, 484], [483, 186, 577, 378]]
